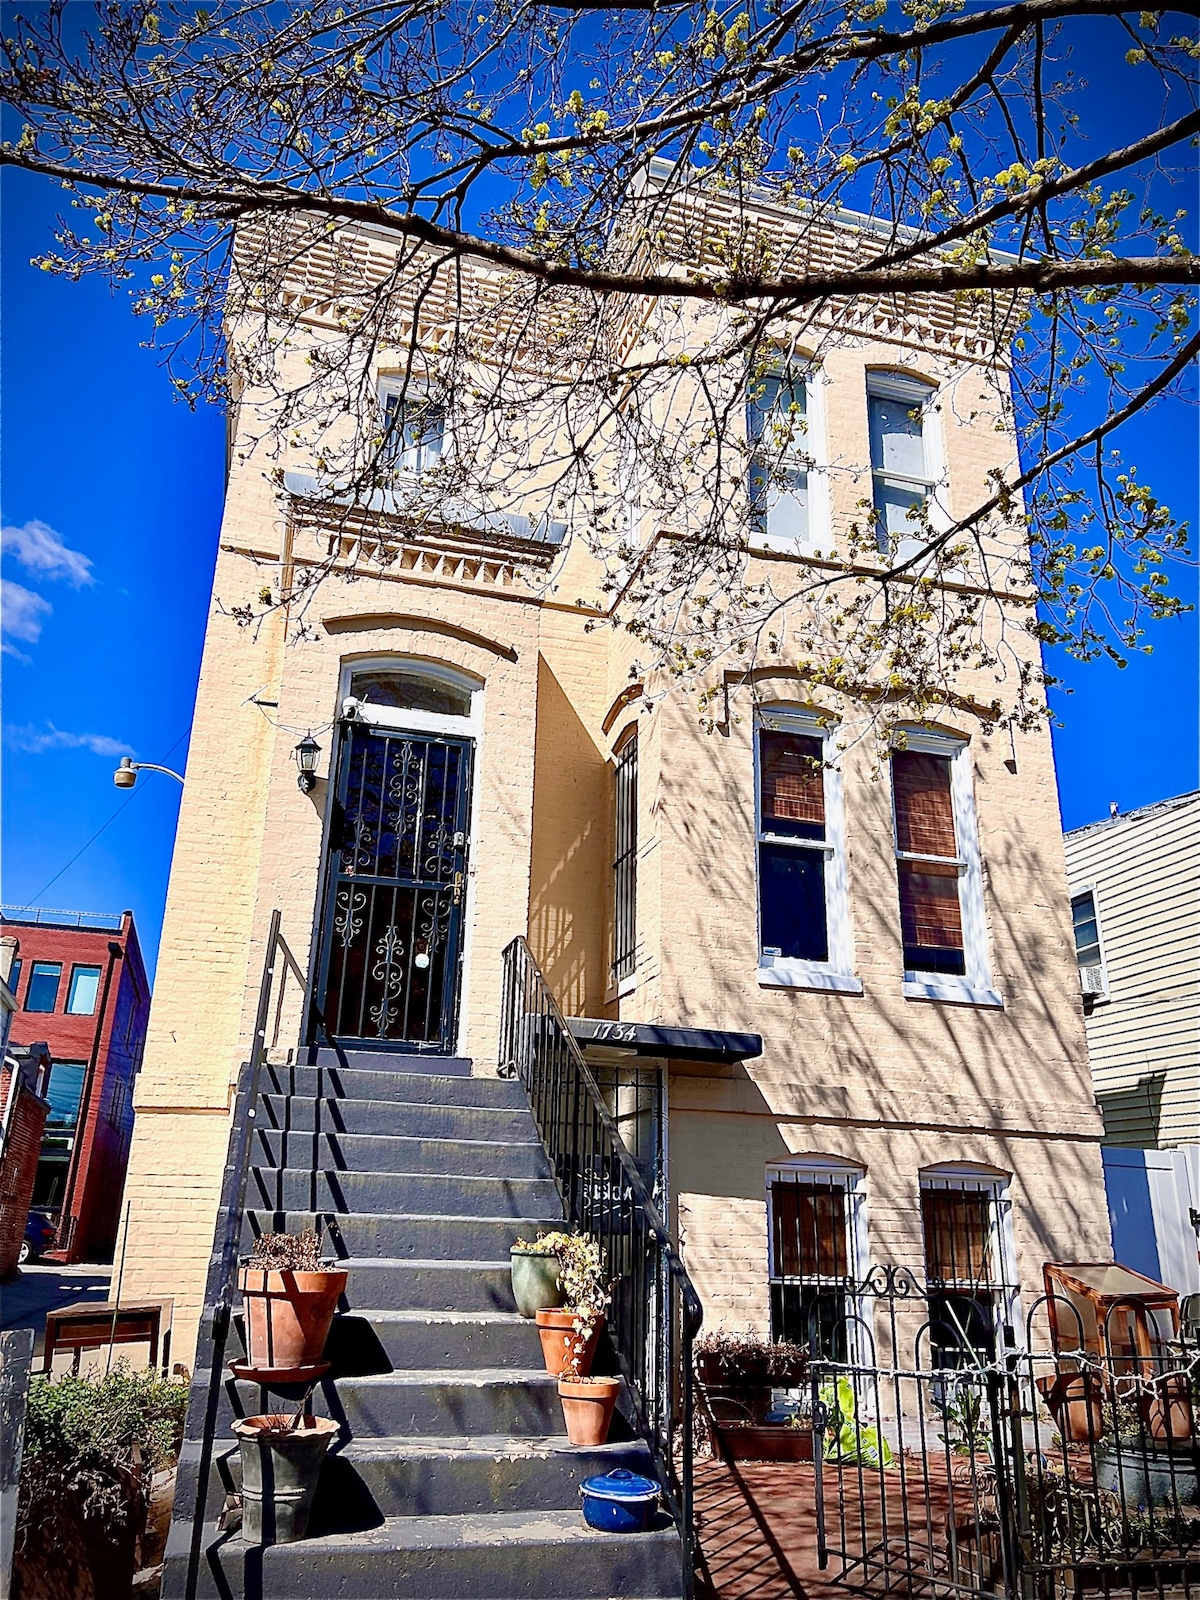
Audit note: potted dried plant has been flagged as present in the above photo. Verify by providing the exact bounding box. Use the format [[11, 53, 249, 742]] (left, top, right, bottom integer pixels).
[[526, 1232, 612, 1378], [238, 1230, 348, 1379], [694, 1330, 812, 1462]]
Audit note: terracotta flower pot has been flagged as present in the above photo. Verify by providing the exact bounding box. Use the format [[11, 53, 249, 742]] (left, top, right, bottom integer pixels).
[[559, 1376, 621, 1446], [535, 1308, 602, 1377], [1142, 1374, 1194, 1445], [1036, 1372, 1105, 1444], [510, 1248, 565, 1319], [239, 1266, 348, 1374]]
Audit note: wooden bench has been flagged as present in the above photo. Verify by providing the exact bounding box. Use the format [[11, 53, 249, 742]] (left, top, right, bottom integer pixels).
[[42, 1299, 172, 1375]]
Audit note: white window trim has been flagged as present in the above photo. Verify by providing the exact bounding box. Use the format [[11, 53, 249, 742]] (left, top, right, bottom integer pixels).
[[377, 376, 447, 478], [892, 729, 1002, 1009], [747, 366, 834, 558], [766, 1157, 870, 1363], [1070, 883, 1111, 1003], [755, 708, 860, 993], [867, 371, 951, 560], [919, 1164, 1021, 1349]]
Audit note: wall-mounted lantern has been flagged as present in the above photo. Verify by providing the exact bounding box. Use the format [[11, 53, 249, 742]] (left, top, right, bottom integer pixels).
[[294, 735, 322, 793]]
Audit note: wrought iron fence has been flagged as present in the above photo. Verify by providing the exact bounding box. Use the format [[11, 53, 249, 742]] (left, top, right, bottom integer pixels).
[[809, 1265, 1200, 1600], [499, 935, 703, 1592]]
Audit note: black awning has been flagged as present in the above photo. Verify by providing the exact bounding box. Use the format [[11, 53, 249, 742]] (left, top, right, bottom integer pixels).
[[566, 1017, 762, 1063]]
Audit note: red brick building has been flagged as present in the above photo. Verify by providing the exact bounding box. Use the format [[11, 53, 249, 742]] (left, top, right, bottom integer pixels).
[[0, 1045, 51, 1279], [2, 910, 150, 1263]]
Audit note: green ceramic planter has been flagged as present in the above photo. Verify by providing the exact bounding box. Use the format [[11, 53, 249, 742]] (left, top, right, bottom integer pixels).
[[510, 1247, 565, 1318]]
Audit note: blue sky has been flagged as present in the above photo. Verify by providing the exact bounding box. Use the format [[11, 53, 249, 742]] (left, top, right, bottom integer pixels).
[[2, 90, 1197, 977]]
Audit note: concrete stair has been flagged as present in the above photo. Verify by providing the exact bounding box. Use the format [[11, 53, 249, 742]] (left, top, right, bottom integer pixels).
[[163, 1052, 683, 1598]]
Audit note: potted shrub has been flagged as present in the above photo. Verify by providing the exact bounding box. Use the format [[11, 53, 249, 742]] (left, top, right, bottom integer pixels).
[[231, 1410, 340, 1544], [558, 1375, 623, 1446], [238, 1230, 348, 1378], [694, 1330, 813, 1462], [527, 1232, 612, 1378], [510, 1234, 567, 1319]]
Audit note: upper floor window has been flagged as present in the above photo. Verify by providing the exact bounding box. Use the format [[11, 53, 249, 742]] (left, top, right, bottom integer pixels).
[[748, 371, 810, 545], [25, 961, 62, 1013], [380, 383, 445, 474], [868, 372, 938, 552], [756, 710, 856, 992], [891, 734, 998, 1005], [349, 666, 473, 721], [66, 964, 102, 1016], [1071, 889, 1109, 1001], [6, 959, 21, 1001], [768, 1158, 867, 1359], [612, 731, 638, 984]]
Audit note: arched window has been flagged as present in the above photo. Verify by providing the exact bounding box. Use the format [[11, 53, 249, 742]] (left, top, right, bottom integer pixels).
[[919, 1163, 1018, 1364], [346, 662, 477, 726], [766, 1156, 867, 1357]]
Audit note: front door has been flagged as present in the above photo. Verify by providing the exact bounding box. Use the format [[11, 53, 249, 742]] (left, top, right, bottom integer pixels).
[[315, 722, 474, 1051]]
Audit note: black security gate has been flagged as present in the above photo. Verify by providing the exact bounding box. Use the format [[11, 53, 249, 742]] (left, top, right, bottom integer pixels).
[[315, 723, 473, 1051]]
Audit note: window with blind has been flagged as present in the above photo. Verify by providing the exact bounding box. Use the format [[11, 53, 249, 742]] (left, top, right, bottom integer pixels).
[[768, 1163, 865, 1357], [747, 371, 810, 544], [920, 1172, 1016, 1365], [612, 732, 638, 982], [892, 750, 966, 977], [380, 385, 445, 473], [867, 372, 938, 552]]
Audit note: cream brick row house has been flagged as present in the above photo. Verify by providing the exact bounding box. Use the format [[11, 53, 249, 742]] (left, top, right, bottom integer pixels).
[[120, 169, 1113, 1375]]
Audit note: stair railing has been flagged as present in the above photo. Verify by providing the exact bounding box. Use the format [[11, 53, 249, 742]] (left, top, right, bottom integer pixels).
[[180, 909, 314, 1600], [499, 936, 703, 1592]]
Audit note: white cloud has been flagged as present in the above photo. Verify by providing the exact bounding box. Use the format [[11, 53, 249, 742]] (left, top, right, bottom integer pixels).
[[1, 578, 52, 645], [6, 723, 134, 758], [1, 519, 94, 587]]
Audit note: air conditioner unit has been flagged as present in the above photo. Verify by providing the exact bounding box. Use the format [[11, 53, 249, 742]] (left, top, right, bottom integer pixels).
[[1079, 965, 1108, 997]]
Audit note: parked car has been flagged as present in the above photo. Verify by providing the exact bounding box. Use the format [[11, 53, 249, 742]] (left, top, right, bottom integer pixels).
[[19, 1210, 56, 1265]]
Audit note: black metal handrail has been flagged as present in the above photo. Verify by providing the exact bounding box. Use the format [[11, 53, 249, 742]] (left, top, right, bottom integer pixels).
[[181, 909, 312, 1600], [499, 935, 703, 1592]]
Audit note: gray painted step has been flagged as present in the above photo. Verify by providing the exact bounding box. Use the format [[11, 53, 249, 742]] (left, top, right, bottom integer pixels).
[[325, 1309, 543, 1374], [258, 1093, 538, 1143], [244, 1210, 559, 1262], [167, 1508, 682, 1599], [306, 1048, 474, 1075], [252, 1129, 552, 1178], [339, 1258, 518, 1314], [264, 1060, 526, 1107], [178, 1432, 655, 1518], [227, 1369, 566, 1438], [248, 1166, 562, 1217]]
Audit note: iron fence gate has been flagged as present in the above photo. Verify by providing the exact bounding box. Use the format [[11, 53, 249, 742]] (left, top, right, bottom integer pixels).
[[315, 723, 473, 1050], [808, 1267, 1200, 1600]]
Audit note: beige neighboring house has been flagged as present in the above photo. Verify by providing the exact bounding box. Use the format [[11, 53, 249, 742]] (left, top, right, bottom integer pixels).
[[118, 171, 1114, 1369], [1064, 790, 1200, 1295]]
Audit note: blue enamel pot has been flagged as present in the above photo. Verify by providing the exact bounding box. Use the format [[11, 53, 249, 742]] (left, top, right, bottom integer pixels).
[[579, 1467, 660, 1533]]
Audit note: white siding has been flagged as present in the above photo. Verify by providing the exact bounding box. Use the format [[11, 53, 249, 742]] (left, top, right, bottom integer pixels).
[[1064, 793, 1200, 1148]]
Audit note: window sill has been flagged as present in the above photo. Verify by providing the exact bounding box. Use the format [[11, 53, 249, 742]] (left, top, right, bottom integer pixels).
[[604, 972, 638, 1003], [902, 978, 1004, 1008], [757, 962, 863, 995], [748, 532, 836, 559]]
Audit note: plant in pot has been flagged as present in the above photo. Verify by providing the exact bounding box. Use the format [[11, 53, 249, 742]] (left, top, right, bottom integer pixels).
[[526, 1231, 612, 1378], [231, 1392, 340, 1545], [559, 1374, 623, 1446], [510, 1233, 567, 1319], [238, 1230, 348, 1380], [1036, 1367, 1106, 1445]]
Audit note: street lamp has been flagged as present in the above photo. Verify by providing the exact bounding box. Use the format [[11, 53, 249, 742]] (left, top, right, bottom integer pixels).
[[113, 756, 185, 789], [294, 735, 322, 793]]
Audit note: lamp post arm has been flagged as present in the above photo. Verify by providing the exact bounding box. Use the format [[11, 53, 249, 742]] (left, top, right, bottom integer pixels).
[[131, 762, 185, 783]]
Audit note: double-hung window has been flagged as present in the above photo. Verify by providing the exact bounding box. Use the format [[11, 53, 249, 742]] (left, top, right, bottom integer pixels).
[[768, 1159, 867, 1359], [891, 733, 999, 1006], [867, 372, 939, 553], [380, 383, 445, 474], [1071, 890, 1109, 1001], [66, 965, 102, 1015], [24, 961, 62, 1013], [748, 371, 811, 545], [612, 731, 638, 985], [756, 711, 857, 992], [920, 1167, 1018, 1368]]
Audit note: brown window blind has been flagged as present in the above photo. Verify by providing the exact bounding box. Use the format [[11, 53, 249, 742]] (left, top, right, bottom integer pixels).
[[893, 751, 957, 857], [761, 732, 825, 829], [921, 1188, 993, 1286], [898, 862, 964, 955], [772, 1180, 849, 1280]]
